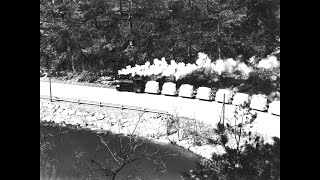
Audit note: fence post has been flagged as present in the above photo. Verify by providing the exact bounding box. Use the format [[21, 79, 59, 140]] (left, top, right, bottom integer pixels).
[[222, 94, 225, 125], [194, 118, 197, 146], [49, 70, 52, 102]]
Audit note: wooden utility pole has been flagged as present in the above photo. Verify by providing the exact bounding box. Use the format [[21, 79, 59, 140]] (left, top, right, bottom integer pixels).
[[49, 70, 52, 102], [222, 94, 225, 125]]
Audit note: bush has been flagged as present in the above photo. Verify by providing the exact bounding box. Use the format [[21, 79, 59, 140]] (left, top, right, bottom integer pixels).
[[164, 75, 176, 83], [177, 67, 219, 88], [182, 104, 280, 180], [77, 72, 99, 83], [216, 72, 243, 90], [245, 67, 280, 96], [176, 67, 247, 90], [183, 136, 280, 180]]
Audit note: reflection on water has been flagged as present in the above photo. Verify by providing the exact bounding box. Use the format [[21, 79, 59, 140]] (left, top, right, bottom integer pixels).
[[40, 123, 200, 180]]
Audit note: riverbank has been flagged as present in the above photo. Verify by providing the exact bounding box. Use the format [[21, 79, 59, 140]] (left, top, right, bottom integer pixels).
[[40, 98, 226, 159]]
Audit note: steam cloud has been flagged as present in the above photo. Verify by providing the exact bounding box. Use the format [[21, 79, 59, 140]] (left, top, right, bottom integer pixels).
[[118, 52, 279, 80]]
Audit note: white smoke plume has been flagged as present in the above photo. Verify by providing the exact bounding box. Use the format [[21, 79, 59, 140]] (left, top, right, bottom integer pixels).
[[257, 55, 280, 69], [118, 52, 278, 80]]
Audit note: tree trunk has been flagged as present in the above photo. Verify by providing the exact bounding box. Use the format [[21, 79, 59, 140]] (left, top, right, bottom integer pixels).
[[171, 16, 175, 60], [128, 0, 133, 34], [71, 54, 76, 72], [111, 173, 117, 180], [94, 17, 98, 29], [119, 0, 123, 17], [188, 38, 192, 62], [217, 16, 221, 59], [128, 0, 136, 64], [147, 37, 153, 61]]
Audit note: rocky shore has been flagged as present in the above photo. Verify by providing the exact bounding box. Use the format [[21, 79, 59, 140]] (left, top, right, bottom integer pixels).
[[40, 99, 225, 159]]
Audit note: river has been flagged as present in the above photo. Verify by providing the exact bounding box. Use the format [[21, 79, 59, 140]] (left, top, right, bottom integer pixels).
[[40, 122, 201, 180]]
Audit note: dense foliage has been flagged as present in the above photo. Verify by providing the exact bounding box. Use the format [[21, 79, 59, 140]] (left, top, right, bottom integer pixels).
[[40, 0, 280, 74], [183, 136, 280, 180], [182, 104, 280, 180]]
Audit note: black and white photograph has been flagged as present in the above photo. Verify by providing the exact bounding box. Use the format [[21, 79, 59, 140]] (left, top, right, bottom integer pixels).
[[40, 0, 280, 179]]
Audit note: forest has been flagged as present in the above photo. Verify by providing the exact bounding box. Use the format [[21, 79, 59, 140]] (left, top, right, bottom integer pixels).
[[40, 0, 280, 75]]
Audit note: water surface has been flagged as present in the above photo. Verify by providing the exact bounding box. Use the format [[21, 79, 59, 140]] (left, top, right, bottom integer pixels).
[[40, 123, 200, 180]]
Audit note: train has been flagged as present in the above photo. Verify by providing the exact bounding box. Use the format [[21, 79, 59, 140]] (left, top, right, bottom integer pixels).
[[114, 75, 280, 116]]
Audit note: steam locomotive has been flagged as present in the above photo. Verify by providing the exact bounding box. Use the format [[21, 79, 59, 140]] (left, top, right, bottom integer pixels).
[[115, 74, 145, 93]]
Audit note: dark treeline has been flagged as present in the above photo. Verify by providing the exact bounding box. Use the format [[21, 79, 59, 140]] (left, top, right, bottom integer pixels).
[[40, 0, 280, 74]]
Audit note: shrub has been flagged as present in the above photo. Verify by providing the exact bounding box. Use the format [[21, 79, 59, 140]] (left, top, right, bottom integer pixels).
[[176, 67, 247, 90], [183, 136, 280, 180], [177, 67, 219, 88], [77, 72, 99, 83], [182, 104, 280, 180], [245, 67, 280, 96], [216, 72, 243, 90]]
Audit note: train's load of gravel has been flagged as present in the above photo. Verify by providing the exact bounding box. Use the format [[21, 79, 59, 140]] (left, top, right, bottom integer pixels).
[[178, 84, 195, 98], [161, 82, 178, 96], [196, 87, 214, 101], [232, 93, 250, 106], [145, 81, 160, 94], [215, 89, 234, 103], [250, 94, 268, 111], [268, 100, 280, 115]]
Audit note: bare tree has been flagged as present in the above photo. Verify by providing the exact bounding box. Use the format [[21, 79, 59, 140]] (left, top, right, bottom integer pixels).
[[40, 109, 174, 180], [78, 111, 171, 180]]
